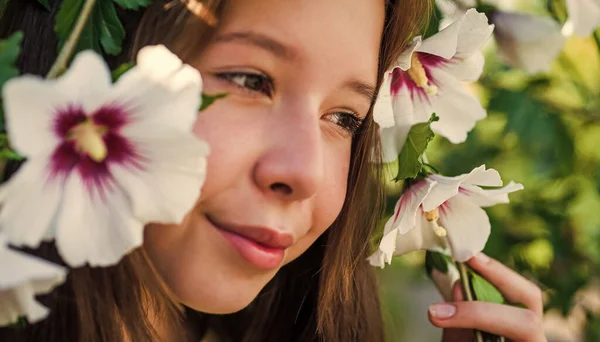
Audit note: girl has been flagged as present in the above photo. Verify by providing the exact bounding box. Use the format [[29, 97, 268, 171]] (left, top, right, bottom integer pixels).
[[0, 0, 546, 341]]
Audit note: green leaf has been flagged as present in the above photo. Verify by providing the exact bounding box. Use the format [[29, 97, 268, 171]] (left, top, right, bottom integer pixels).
[[470, 271, 505, 304], [111, 62, 135, 82], [112, 0, 152, 10], [425, 251, 450, 275], [37, 0, 50, 10], [0, 31, 22, 89], [395, 113, 439, 181], [488, 89, 574, 178], [55, 0, 125, 56], [423, 5, 442, 39], [200, 93, 228, 111], [0, 32, 23, 133], [0, 134, 23, 160]]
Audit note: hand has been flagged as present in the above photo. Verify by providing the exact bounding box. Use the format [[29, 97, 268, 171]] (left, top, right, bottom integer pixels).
[[427, 253, 547, 342]]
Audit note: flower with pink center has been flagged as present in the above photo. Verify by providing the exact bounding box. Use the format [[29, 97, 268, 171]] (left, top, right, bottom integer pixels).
[[373, 8, 494, 161], [0, 45, 209, 267], [368, 165, 523, 267], [0, 233, 66, 326], [563, 0, 600, 37]]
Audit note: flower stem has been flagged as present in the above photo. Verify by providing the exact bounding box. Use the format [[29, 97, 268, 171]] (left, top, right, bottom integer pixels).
[[457, 262, 485, 342], [46, 0, 97, 79]]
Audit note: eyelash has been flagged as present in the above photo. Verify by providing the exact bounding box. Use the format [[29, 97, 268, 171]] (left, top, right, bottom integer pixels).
[[215, 71, 364, 136]]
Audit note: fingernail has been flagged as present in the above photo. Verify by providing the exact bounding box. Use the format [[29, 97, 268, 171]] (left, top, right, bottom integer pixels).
[[429, 303, 456, 319], [475, 252, 491, 264]]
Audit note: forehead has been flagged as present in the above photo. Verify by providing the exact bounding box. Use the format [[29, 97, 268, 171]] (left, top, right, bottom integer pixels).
[[216, 0, 385, 84]]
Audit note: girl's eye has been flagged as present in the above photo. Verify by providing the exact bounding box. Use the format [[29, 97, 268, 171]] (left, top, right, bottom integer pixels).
[[216, 72, 274, 97], [327, 112, 364, 136]]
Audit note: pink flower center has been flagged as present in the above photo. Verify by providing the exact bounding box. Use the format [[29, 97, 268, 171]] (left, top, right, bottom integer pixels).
[[391, 52, 446, 102], [50, 104, 143, 196]]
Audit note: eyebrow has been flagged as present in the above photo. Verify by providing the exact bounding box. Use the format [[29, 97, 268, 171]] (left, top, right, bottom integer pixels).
[[214, 31, 297, 61], [344, 79, 376, 107], [214, 31, 376, 107]]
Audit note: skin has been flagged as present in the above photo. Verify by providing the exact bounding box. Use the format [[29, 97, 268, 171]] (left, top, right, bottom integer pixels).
[[144, 0, 384, 314], [142, 0, 546, 340]]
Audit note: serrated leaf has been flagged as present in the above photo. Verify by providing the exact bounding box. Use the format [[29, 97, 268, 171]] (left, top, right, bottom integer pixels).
[[470, 271, 505, 304], [37, 0, 50, 10], [395, 113, 438, 181], [55, 0, 125, 56], [112, 0, 152, 10], [97, 0, 125, 55], [200, 93, 228, 111], [111, 62, 135, 82], [425, 251, 450, 274]]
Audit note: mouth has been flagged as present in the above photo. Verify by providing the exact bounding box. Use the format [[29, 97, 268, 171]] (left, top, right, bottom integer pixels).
[[205, 214, 293, 270]]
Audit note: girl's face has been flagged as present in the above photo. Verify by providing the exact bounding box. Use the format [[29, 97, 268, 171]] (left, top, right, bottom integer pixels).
[[144, 0, 385, 313]]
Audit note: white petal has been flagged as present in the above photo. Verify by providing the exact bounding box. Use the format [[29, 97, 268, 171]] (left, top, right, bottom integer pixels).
[[426, 68, 487, 144], [392, 180, 436, 234], [373, 72, 395, 128], [54, 174, 143, 267], [54, 50, 113, 114], [492, 11, 565, 74], [394, 210, 449, 256], [444, 51, 486, 82], [394, 37, 422, 70], [369, 181, 436, 267], [0, 238, 66, 325], [0, 157, 63, 248], [380, 124, 411, 163], [136, 45, 184, 81], [453, 9, 495, 59], [380, 84, 424, 163], [423, 165, 502, 211], [1, 77, 64, 157], [439, 195, 491, 262], [563, 0, 600, 37], [112, 130, 209, 225], [418, 14, 462, 59], [461, 181, 524, 208], [461, 165, 503, 186], [368, 228, 398, 268], [113, 49, 202, 134]]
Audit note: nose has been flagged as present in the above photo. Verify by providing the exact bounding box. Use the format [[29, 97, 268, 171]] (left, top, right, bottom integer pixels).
[[253, 100, 324, 202]]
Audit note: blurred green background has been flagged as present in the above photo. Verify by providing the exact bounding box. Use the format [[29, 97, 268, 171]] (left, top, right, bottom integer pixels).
[[377, 1, 600, 341]]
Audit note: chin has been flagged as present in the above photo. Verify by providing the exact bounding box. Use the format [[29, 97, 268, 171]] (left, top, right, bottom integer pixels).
[[173, 276, 265, 314]]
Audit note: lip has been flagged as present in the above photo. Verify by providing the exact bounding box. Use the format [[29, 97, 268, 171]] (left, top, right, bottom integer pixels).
[[206, 214, 293, 270]]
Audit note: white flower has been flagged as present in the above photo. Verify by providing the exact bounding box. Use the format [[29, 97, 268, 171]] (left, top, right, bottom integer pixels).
[[0, 45, 210, 267], [491, 11, 565, 74], [0, 234, 66, 326], [374, 9, 494, 162], [562, 0, 600, 37], [368, 165, 523, 266]]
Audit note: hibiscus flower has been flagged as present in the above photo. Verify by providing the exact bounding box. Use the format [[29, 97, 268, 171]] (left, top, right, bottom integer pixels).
[[369, 165, 523, 266], [0, 45, 209, 267]]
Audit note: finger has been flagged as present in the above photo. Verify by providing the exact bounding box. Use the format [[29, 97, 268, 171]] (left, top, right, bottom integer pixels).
[[428, 301, 545, 342], [452, 281, 464, 302], [468, 253, 543, 315]]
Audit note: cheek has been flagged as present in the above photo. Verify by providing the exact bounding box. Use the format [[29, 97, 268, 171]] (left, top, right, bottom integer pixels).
[[284, 145, 351, 263]]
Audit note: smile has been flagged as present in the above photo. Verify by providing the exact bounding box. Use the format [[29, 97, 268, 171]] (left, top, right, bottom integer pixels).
[[205, 214, 293, 270]]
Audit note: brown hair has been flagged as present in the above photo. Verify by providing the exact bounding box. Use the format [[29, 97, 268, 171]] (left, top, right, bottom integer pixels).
[[0, 0, 432, 341]]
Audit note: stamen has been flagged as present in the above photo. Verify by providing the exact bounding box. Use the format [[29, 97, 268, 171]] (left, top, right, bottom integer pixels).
[[424, 208, 447, 237], [68, 120, 108, 162], [408, 54, 438, 95]]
